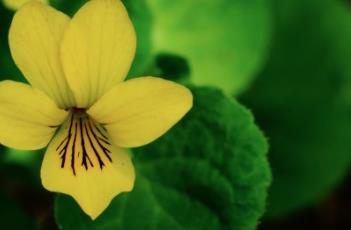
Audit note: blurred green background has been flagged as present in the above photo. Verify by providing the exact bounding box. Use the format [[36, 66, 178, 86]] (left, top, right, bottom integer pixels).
[[1, 0, 351, 229]]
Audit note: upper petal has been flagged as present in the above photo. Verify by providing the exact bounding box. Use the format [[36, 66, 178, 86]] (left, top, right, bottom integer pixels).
[[61, 0, 136, 108], [41, 113, 135, 219], [88, 77, 193, 148], [0, 80, 67, 150], [9, 1, 75, 109]]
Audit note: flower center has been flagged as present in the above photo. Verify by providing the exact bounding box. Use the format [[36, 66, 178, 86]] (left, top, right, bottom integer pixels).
[[55, 111, 112, 175]]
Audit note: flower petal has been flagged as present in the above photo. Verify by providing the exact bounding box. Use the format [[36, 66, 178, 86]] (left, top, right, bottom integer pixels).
[[88, 77, 193, 148], [0, 80, 67, 150], [41, 113, 135, 219], [61, 0, 136, 108], [3, 0, 48, 11], [9, 1, 75, 109]]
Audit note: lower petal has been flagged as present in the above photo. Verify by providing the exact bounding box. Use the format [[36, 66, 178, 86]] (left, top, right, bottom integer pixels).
[[41, 113, 135, 219]]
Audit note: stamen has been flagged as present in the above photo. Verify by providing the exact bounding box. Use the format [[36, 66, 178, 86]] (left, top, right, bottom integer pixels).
[[55, 112, 112, 175]]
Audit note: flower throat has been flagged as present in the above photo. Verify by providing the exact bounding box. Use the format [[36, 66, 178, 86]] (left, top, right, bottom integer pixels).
[[56, 109, 112, 175]]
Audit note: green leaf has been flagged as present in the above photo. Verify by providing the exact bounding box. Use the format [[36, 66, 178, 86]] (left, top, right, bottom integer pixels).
[[4, 148, 37, 166], [0, 191, 36, 230], [0, 2, 12, 38], [55, 87, 271, 230], [0, 157, 37, 230], [49, 0, 86, 16], [147, 0, 272, 94], [2, 148, 44, 187], [123, 0, 153, 77], [0, 38, 25, 82], [0, 4, 24, 82], [152, 53, 191, 83], [240, 0, 351, 218]]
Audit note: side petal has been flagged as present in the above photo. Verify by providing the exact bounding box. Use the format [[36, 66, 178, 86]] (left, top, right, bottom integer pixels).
[[3, 0, 48, 11], [0, 80, 67, 150], [41, 113, 135, 219], [88, 77, 193, 148], [61, 0, 136, 108], [9, 1, 75, 109]]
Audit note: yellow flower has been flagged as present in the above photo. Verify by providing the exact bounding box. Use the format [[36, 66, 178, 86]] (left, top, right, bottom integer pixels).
[[2, 0, 47, 10], [0, 0, 192, 219]]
